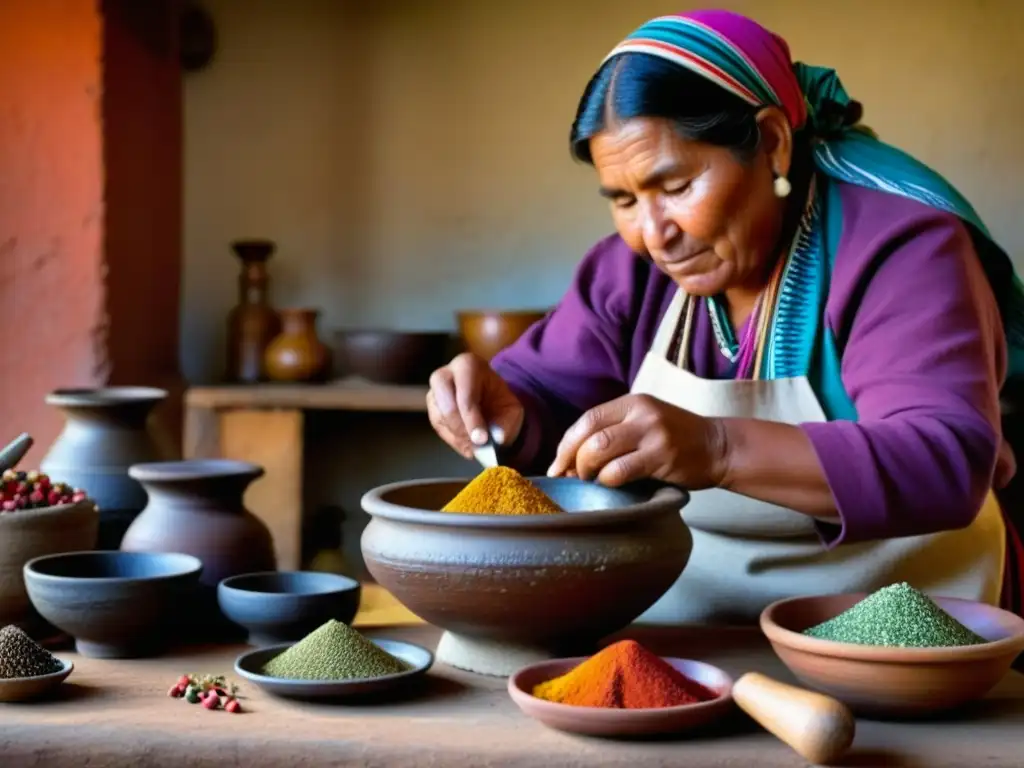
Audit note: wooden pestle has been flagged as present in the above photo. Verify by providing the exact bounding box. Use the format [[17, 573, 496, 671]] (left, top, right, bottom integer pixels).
[[732, 672, 856, 766]]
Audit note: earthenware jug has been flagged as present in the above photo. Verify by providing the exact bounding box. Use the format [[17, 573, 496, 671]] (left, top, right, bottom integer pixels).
[[225, 239, 281, 383], [121, 459, 276, 590], [40, 387, 176, 549], [264, 308, 331, 382]]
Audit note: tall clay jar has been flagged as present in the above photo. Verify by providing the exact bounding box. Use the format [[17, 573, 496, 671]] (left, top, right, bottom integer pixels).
[[40, 387, 177, 550], [225, 240, 281, 383], [264, 308, 331, 382], [121, 460, 277, 628]]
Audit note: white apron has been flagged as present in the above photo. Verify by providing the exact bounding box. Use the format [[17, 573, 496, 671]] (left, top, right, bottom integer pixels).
[[636, 289, 1005, 625]]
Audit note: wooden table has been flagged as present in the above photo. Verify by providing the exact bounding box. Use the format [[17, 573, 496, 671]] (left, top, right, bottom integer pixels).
[[2, 586, 1021, 767], [184, 381, 429, 570]]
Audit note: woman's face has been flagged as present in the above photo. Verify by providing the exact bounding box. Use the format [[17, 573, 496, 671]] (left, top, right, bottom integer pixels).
[[589, 116, 788, 297]]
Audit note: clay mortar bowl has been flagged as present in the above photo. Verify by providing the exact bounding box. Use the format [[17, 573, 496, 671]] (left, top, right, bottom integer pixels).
[[360, 477, 690, 675], [761, 593, 1024, 718]]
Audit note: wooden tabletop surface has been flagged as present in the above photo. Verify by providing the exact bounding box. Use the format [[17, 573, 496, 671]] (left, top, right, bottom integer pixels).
[[1, 586, 1021, 767]]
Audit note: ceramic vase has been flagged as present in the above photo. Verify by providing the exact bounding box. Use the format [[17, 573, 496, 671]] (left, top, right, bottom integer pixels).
[[40, 387, 176, 550], [225, 239, 281, 383], [121, 459, 277, 592], [264, 308, 331, 382]]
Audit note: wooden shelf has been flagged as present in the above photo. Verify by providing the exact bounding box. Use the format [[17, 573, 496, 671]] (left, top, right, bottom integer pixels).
[[185, 379, 428, 411]]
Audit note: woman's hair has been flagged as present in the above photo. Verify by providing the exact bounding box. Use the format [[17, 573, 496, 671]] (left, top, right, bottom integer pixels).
[[570, 53, 764, 163], [570, 52, 854, 166]]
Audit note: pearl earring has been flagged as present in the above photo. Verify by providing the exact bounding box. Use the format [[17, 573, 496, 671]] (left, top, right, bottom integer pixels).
[[773, 175, 792, 198]]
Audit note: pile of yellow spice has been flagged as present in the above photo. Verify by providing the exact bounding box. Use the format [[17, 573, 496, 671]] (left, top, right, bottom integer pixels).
[[440, 466, 564, 516]]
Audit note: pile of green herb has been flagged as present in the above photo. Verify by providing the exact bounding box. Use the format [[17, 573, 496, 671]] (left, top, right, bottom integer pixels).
[[261, 620, 408, 681], [803, 582, 986, 648]]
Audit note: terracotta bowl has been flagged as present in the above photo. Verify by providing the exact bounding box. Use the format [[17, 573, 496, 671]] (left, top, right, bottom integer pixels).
[[0, 500, 99, 629], [360, 477, 690, 675], [218, 571, 362, 646], [455, 309, 549, 362], [760, 593, 1024, 718], [508, 655, 734, 737], [332, 329, 451, 385], [23, 551, 203, 659]]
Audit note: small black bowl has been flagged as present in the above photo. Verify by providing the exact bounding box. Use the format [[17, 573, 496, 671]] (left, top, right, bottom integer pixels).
[[217, 571, 362, 646], [23, 551, 203, 659]]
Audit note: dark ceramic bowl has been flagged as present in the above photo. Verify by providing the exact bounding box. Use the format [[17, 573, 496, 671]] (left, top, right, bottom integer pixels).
[[360, 477, 690, 675], [761, 593, 1024, 717], [332, 330, 451, 385], [23, 551, 203, 659], [218, 571, 362, 646]]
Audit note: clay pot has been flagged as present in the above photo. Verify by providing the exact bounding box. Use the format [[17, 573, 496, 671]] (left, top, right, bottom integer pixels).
[[121, 459, 276, 590], [225, 239, 282, 383], [0, 500, 99, 632], [455, 309, 549, 362], [40, 387, 177, 550], [264, 309, 331, 382], [360, 476, 691, 676]]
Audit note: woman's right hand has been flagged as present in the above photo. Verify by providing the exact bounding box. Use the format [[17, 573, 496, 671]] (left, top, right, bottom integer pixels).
[[427, 353, 525, 460]]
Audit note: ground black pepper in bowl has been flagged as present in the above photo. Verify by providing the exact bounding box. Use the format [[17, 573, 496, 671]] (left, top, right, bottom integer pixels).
[[0, 625, 64, 678]]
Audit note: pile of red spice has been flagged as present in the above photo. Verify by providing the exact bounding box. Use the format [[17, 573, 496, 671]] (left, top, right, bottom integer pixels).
[[531, 639, 716, 709]]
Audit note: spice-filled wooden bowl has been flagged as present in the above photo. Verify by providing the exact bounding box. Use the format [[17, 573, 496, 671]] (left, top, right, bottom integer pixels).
[[217, 571, 361, 646], [761, 592, 1024, 717], [360, 477, 691, 676], [508, 654, 734, 737], [234, 638, 433, 700], [23, 551, 203, 659]]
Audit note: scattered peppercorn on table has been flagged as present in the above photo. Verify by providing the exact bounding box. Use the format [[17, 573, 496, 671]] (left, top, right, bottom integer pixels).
[[0, 585, 1021, 768]]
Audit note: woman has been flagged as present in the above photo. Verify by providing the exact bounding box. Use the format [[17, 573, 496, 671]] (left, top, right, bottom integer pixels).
[[426, 9, 1024, 623]]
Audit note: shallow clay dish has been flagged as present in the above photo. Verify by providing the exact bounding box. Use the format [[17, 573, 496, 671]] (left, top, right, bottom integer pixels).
[[234, 638, 433, 700], [218, 571, 361, 646], [761, 593, 1024, 717], [360, 477, 690, 675], [508, 656, 734, 737], [0, 659, 74, 703]]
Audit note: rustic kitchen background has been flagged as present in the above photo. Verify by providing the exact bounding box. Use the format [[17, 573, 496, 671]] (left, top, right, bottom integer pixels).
[[2, 0, 1022, 577]]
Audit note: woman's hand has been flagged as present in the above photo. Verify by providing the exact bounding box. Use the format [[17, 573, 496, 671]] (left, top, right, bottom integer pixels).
[[427, 353, 525, 460], [546, 394, 728, 489]]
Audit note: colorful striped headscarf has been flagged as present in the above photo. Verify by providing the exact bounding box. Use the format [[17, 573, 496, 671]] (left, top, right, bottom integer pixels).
[[604, 10, 1024, 387]]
